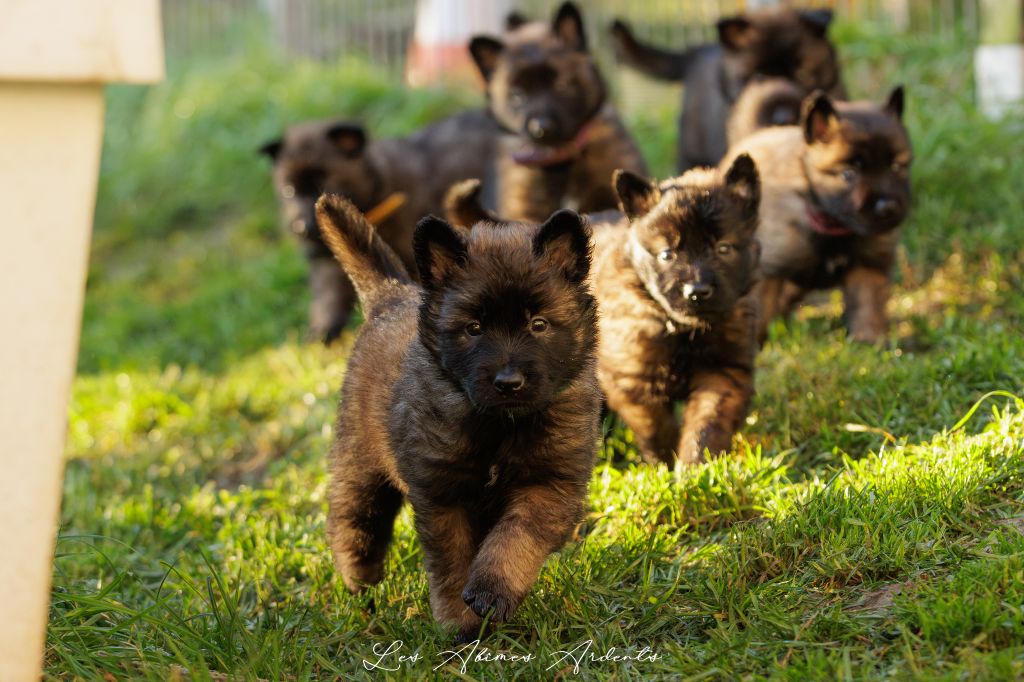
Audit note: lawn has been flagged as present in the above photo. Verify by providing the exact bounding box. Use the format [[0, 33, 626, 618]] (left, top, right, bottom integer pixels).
[[49, 25, 1024, 681]]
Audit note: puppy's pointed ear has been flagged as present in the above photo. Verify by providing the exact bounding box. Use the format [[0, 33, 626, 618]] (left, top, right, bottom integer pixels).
[[798, 9, 834, 37], [802, 91, 839, 144], [885, 85, 905, 120], [506, 11, 529, 31], [724, 154, 761, 222], [259, 139, 282, 160], [414, 215, 468, 289], [444, 179, 497, 228], [553, 2, 587, 51], [326, 123, 367, 158], [717, 16, 753, 51], [534, 209, 592, 283], [469, 36, 505, 81], [613, 169, 661, 219]]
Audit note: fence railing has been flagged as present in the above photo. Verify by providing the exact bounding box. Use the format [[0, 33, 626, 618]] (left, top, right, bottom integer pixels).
[[161, 0, 981, 73]]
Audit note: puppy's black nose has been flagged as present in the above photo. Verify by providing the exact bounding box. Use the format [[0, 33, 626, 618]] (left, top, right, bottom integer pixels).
[[683, 282, 714, 302], [526, 115, 554, 141], [872, 197, 900, 221], [493, 367, 525, 394]]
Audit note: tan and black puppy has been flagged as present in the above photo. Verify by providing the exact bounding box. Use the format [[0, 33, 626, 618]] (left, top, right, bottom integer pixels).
[[260, 110, 497, 342], [469, 2, 647, 223], [611, 7, 844, 171], [721, 87, 912, 343], [316, 195, 600, 642], [593, 157, 762, 465]]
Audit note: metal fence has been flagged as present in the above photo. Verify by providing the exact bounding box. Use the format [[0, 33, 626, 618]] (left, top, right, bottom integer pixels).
[[161, 0, 980, 73]]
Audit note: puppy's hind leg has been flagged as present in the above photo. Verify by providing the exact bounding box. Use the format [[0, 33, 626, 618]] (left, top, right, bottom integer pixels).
[[327, 459, 403, 593]]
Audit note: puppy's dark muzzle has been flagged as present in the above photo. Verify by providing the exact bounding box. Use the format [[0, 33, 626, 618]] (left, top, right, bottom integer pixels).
[[525, 115, 555, 142], [863, 197, 906, 232], [493, 367, 526, 395], [683, 282, 714, 304]]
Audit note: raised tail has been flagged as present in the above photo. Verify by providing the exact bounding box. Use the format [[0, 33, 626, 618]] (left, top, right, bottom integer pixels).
[[609, 19, 696, 82], [444, 179, 498, 228], [727, 78, 806, 146], [314, 194, 413, 314]]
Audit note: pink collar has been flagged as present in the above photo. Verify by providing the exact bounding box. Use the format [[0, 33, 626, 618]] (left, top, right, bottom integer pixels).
[[805, 203, 854, 237], [510, 119, 594, 167]]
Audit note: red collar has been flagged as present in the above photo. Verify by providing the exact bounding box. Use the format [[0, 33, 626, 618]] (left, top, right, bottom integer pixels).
[[510, 119, 594, 167], [805, 202, 854, 237]]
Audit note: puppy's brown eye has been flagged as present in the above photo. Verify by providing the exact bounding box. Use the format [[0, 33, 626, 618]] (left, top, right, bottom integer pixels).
[[465, 321, 482, 337], [530, 317, 549, 333], [716, 243, 733, 255], [658, 249, 675, 262]]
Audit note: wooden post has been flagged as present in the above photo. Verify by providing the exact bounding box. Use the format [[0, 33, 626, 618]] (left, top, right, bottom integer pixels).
[[975, 0, 1024, 119], [0, 2, 163, 679]]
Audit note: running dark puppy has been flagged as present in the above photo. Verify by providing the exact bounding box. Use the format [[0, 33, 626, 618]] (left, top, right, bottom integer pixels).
[[721, 87, 911, 343], [261, 110, 497, 342], [317, 195, 600, 642], [592, 157, 762, 465], [469, 2, 647, 223], [611, 7, 844, 171], [444, 159, 762, 467]]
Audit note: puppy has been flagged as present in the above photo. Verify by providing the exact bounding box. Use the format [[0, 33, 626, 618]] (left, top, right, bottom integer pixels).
[[469, 2, 647, 223], [316, 195, 600, 642], [593, 157, 762, 465], [445, 158, 762, 467], [721, 87, 912, 343], [611, 7, 845, 172], [261, 110, 497, 342]]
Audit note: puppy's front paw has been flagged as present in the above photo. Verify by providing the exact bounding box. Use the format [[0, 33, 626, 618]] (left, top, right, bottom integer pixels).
[[454, 623, 486, 645], [461, 576, 519, 622]]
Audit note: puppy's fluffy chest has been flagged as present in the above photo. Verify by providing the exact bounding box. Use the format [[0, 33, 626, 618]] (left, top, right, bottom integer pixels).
[[593, 231, 749, 401], [388, 352, 559, 492]]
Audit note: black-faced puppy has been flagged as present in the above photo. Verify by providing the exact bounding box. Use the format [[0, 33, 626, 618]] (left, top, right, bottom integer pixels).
[[316, 195, 600, 642], [470, 2, 647, 223], [261, 110, 497, 342], [591, 157, 762, 465], [721, 87, 912, 343], [611, 7, 845, 171]]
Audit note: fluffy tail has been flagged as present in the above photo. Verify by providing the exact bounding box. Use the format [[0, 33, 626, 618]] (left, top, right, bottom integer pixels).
[[610, 19, 696, 82], [727, 78, 806, 145], [444, 179, 498, 228], [314, 194, 412, 313]]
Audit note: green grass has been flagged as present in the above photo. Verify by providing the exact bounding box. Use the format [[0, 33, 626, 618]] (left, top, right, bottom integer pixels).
[[51, 28, 1024, 680]]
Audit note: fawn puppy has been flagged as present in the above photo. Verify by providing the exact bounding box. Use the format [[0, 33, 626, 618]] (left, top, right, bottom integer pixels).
[[592, 157, 762, 465], [721, 87, 911, 343]]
